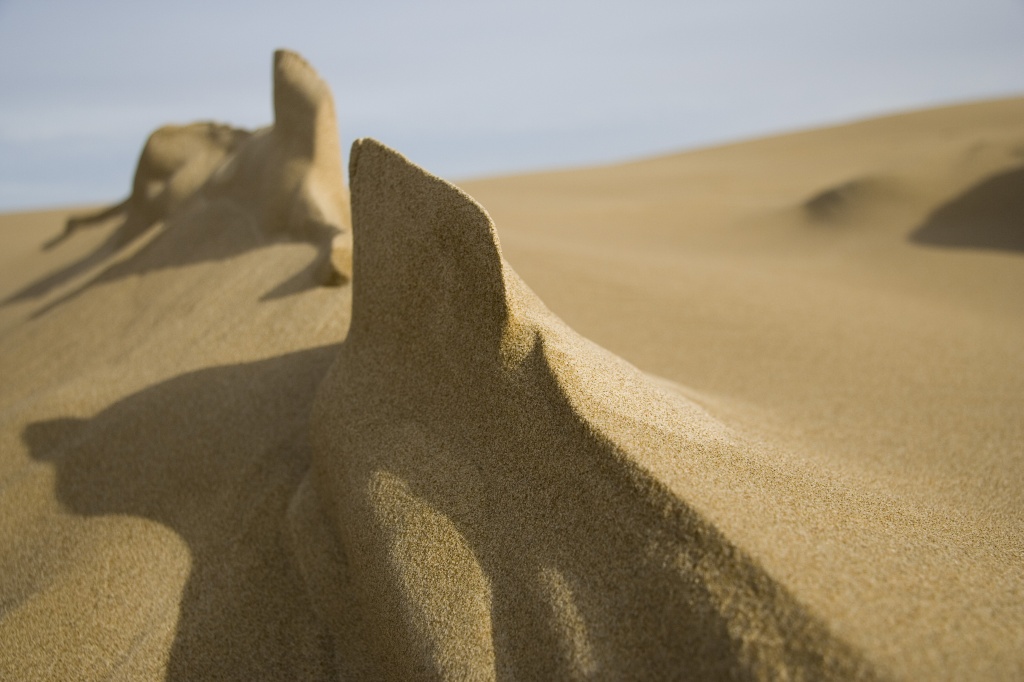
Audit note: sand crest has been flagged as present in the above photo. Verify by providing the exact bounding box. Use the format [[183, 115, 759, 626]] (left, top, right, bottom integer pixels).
[[295, 138, 875, 679], [1, 49, 1022, 681]]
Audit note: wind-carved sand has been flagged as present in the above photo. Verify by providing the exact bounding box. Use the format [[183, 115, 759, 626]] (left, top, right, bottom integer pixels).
[[48, 123, 252, 250], [5, 49, 350, 308], [291, 139, 876, 679], [2, 54, 1023, 680]]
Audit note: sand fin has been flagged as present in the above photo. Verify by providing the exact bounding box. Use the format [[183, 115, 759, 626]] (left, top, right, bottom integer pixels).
[[346, 139, 511, 366]]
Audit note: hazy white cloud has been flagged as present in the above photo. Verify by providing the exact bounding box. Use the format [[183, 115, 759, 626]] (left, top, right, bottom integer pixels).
[[1, 0, 1022, 209]]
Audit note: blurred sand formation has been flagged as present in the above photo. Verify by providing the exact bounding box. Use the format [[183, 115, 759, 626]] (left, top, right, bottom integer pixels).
[[9, 49, 350, 308], [48, 123, 252, 251]]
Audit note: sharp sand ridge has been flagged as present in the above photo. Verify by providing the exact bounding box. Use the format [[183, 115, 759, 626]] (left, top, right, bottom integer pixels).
[[297, 138, 877, 679], [0, 48, 1022, 681]]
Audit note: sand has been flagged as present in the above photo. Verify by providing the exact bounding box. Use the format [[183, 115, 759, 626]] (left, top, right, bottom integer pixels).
[[0, 51, 1022, 680]]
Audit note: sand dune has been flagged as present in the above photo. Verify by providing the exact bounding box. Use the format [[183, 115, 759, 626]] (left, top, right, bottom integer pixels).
[[801, 176, 904, 224], [911, 163, 1024, 251], [295, 139, 874, 678], [1, 51, 1022, 680], [3, 50, 350, 314]]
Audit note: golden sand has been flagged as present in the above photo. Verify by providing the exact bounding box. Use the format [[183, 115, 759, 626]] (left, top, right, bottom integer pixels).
[[0, 51, 1021, 680]]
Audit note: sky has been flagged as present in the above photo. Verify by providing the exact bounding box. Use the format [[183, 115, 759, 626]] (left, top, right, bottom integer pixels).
[[1, 0, 1023, 211]]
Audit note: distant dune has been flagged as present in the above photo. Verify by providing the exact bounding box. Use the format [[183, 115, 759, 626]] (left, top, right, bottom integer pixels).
[[0, 51, 1022, 681]]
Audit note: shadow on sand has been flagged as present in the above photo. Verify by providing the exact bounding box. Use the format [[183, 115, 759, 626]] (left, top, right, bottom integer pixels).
[[2, 196, 340, 318], [22, 345, 341, 680], [3, 49, 351, 316], [910, 164, 1024, 253]]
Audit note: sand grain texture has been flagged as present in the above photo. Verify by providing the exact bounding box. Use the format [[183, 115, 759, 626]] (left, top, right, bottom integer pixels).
[[299, 139, 876, 679], [0, 51, 1022, 680]]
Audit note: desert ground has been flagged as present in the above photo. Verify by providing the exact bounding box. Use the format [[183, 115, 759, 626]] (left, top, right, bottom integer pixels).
[[0, 51, 1022, 680]]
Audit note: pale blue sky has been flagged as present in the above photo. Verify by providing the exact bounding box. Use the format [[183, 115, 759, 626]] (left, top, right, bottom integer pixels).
[[1, 0, 1023, 211]]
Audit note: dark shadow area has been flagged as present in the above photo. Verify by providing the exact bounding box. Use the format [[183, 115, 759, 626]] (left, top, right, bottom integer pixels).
[[23, 345, 341, 680], [313, 335, 881, 679], [802, 176, 899, 225], [259, 243, 342, 302], [910, 165, 1024, 252], [367, 341, 757, 678], [3, 205, 161, 305], [804, 178, 871, 222], [4, 195, 342, 318]]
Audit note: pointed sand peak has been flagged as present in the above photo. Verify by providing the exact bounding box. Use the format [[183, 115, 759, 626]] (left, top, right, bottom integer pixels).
[[307, 140, 879, 679], [346, 138, 515, 372], [272, 49, 338, 156]]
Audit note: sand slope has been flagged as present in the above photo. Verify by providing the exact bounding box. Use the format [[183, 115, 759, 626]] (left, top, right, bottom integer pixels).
[[0, 51, 354, 681], [296, 139, 874, 679], [460, 99, 1024, 680], [0, 52, 1022, 680]]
